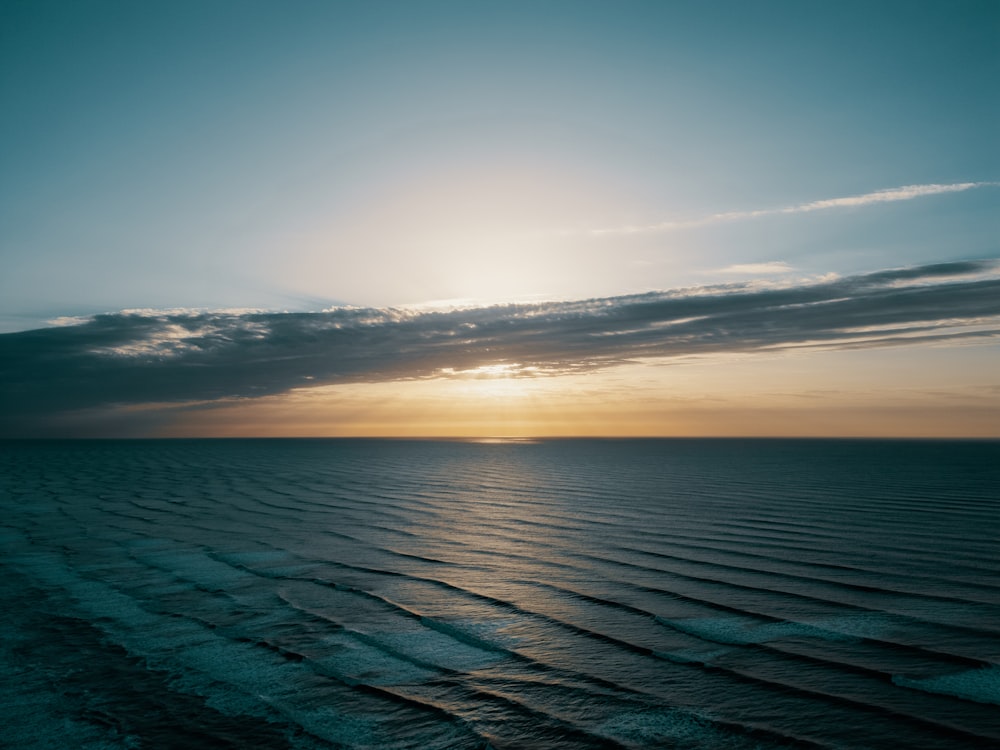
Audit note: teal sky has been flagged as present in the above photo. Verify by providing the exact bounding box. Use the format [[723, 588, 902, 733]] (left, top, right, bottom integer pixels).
[[3, 0, 997, 330]]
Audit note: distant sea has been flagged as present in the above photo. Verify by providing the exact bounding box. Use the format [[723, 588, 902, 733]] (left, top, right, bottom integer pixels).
[[1, 438, 998, 749]]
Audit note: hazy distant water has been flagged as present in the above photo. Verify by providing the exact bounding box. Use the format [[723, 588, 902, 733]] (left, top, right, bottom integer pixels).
[[1, 438, 998, 749]]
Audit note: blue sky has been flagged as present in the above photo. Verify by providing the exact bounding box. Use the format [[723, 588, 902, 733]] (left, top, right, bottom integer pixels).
[[1, 1, 998, 436]]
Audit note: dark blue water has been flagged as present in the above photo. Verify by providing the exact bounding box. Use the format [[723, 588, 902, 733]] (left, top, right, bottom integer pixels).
[[1, 438, 998, 749]]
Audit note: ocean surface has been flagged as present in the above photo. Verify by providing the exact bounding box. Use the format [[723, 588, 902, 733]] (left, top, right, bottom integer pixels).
[[1, 438, 998, 749]]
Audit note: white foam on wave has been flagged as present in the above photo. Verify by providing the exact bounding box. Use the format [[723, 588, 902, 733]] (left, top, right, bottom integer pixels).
[[12, 546, 492, 747], [10, 553, 455, 750], [6, 549, 388, 748], [656, 615, 857, 647], [212, 549, 321, 578], [599, 707, 777, 749], [655, 647, 734, 665], [370, 624, 509, 673], [130, 548, 251, 589], [308, 631, 438, 685], [809, 612, 898, 641], [215, 549, 291, 565], [279, 579, 517, 677], [893, 665, 1000, 706], [122, 537, 179, 550], [420, 617, 517, 654], [169, 638, 384, 746]]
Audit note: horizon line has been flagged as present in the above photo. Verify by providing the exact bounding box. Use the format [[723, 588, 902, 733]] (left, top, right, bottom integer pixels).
[[4, 435, 997, 442]]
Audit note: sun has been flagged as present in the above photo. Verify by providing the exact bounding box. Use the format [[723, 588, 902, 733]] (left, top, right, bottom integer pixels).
[[437, 362, 543, 401], [468, 364, 517, 377]]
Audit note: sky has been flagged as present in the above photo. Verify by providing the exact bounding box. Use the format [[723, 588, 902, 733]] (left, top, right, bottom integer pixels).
[[1, 0, 998, 438]]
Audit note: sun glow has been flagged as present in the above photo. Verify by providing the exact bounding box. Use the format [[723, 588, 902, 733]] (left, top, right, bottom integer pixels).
[[440, 363, 543, 401]]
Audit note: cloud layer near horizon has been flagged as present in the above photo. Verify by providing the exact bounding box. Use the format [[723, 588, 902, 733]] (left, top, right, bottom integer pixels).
[[2, 260, 999, 436]]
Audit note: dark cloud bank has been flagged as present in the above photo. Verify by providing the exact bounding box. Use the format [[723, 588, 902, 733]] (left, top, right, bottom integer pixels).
[[2, 260, 998, 436]]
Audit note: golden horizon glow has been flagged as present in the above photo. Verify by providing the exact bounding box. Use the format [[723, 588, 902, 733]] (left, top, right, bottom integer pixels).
[[147, 344, 1000, 439]]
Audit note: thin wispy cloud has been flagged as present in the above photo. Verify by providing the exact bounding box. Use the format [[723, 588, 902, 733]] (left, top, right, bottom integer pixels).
[[714, 262, 794, 275], [2, 259, 998, 436], [590, 182, 998, 235]]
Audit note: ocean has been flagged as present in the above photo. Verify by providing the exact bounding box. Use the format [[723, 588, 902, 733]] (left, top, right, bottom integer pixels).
[[1, 438, 998, 749]]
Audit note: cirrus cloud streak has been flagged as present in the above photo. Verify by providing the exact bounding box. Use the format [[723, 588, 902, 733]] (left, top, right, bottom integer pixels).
[[590, 182, 998, 234]]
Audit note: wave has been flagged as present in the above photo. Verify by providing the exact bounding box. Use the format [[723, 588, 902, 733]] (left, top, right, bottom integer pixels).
[[894, 666, 1000, 707]]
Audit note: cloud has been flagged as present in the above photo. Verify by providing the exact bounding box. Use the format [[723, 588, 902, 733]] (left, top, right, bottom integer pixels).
[[1, 259, 998, 436], [713, 262, 793, 275], [785, 182, 993, 212], [590, 181, 998, 235]]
